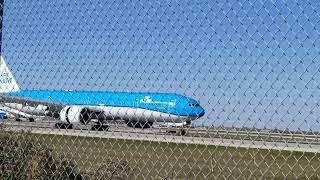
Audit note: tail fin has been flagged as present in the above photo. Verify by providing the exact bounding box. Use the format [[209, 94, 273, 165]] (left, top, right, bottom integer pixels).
[[0, 56, 20, 92]]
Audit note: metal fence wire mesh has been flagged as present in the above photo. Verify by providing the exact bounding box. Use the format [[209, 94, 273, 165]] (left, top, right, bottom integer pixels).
[[0, 0, 319, 179]]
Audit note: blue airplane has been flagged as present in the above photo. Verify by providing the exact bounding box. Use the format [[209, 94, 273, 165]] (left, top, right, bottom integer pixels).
[[0, 56, 205, 132]]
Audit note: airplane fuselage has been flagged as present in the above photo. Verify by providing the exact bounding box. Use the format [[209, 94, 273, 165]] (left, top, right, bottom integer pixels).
[[4, 90, 205, 123]]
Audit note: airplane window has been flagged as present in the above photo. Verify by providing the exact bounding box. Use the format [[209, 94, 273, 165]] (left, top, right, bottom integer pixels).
[[189, 103, 200, 107]]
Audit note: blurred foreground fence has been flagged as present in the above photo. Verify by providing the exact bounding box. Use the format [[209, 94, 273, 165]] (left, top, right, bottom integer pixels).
[[0, 0, 320, 179]]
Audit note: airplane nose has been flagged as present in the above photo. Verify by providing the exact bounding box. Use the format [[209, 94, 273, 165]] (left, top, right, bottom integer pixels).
[[198, 107, 205, 117]]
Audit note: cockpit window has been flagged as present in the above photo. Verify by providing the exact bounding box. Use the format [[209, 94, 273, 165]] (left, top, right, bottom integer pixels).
[[189, 103, 200, 107]]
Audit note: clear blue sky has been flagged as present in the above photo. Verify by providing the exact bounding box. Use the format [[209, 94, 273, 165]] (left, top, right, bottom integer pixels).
[[2, 0, 320, 131]]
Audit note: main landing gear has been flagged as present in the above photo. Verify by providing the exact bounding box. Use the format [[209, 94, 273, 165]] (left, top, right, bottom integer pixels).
[[179, 129, 187, 136], [166, 129, 187, 136], [14, 117, 35, 122]]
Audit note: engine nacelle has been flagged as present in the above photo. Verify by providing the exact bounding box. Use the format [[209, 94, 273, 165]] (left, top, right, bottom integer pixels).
[[59, 106, 90, 124]]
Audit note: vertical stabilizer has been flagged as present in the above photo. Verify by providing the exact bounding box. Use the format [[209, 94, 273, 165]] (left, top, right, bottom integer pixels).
[[0, 1, 16, 93], [0, 56, 20, 92]]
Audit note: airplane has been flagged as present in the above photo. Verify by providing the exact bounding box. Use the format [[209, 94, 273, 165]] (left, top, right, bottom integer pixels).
[[0, 56, 205, 134]]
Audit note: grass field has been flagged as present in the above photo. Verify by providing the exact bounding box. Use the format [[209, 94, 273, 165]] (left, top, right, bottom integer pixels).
[[29, 133, 320, 179]]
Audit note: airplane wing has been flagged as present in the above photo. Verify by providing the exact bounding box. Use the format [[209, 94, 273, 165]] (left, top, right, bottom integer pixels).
[[0, 94, 63, 119], [0, 94, 108, 124]]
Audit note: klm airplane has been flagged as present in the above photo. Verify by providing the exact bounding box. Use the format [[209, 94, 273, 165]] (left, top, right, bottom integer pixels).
[[0, 56, 205, 132]]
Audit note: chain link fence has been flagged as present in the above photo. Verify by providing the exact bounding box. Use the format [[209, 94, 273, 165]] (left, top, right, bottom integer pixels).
[[0, 0, 319, 179]]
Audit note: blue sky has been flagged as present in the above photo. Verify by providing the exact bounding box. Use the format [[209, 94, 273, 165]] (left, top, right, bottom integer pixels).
[[2, 0, 320, 131]]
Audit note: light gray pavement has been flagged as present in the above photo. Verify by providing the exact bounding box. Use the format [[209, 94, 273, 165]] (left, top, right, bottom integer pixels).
[[1, 119, 320, 153]]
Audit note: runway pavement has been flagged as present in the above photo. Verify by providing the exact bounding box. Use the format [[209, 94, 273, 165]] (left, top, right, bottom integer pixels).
[[1, 119, 320, 153]]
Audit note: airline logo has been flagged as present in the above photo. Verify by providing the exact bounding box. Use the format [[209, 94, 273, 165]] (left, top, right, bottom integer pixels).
[[0, 71, 12, 84], [140, 96, 176, 107], [0, 56, 20, 92], [140, 96, 152, 103]]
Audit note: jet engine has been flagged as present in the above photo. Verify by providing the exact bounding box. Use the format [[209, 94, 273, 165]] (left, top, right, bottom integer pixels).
[[60, 106, 90, 124]]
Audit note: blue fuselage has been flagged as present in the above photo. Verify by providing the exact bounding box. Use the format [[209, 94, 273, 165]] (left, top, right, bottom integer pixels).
[[6, 90, 205, 118]]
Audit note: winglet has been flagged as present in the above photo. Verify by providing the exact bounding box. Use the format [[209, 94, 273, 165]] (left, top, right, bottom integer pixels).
[[0, 56, 20, 92]]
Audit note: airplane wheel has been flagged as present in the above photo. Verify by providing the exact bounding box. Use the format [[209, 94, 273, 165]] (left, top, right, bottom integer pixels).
[[55, 123, 73, 129], [180, 130, 186, 136], [28, 118, 35, 122]]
